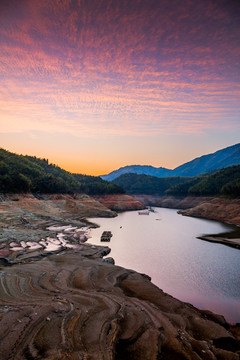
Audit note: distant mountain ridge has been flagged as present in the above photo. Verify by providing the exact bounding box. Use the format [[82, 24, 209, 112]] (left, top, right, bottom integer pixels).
[[172, 143, 240, 177], [112, 165, 240, 197], [101, 143, 240, 181], [101, 165, 173, 181]]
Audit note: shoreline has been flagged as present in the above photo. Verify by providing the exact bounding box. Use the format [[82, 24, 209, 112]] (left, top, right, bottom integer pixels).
[[197, 235, 240, 249], [1, 247, 239, 359], [1, 193, 240, 358], [196, 226, 240, 250], [132, 194, 240, 226], [133, 194, 240, 249], [87, 208, 240, 324], [177, 210, 240, 249]]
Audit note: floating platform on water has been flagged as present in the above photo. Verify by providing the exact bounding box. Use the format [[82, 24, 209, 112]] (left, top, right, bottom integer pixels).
[[138, 210, 150, 215], [101, 231, 113, 242]]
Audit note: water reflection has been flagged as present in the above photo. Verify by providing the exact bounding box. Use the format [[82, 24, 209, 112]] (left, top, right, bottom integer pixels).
[[89, 208, 240, 323]]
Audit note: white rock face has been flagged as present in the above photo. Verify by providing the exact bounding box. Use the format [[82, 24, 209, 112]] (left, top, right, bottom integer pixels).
[[9, 225, 90, 253], [9, 242, 18, 247], [47, 225, 71, 231]]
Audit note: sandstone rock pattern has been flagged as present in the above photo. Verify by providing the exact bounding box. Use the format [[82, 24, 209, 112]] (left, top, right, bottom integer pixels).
[[179, 198, 240, 226], [94, 194, 146, 212], [0, 193, 239, 359], [0, 249, 239, 360], [133, 195, 240, 226]]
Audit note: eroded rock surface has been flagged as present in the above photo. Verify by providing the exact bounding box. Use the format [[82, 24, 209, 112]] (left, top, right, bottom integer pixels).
[[94, 194, 146, 212], [0, 193, 117, 222], [0, 250, 239, 360], [133, 195, 240, 226], [133, 195, 213, 210], [179, 198, 240, 226], [0, 194, 239, 359]]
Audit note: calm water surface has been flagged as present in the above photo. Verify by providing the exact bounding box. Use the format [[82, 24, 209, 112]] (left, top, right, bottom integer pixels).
[[88, 208, 240, 323]]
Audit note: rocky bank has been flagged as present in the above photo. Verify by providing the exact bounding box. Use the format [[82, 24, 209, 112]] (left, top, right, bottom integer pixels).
[[133, 195, 240, 226], [179, 198, 240, 226], [94, 194, 146, 212], [1, 247, 240, 359], [0, 193, 144, 256], [0, 193, 240, 359]]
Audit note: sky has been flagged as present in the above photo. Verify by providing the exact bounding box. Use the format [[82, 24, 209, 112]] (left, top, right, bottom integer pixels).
[[0, 0, 239, 175]]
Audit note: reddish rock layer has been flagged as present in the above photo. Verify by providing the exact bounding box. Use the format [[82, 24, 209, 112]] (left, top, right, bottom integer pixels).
[[133, 195, 240, 226], [133, 195, 213, 210], [0, 193, 116, 220], [179, 198, 240, 226], [94, 194, 146, 212]]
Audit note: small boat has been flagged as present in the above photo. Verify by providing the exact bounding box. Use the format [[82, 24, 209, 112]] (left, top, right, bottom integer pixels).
[[138, 210, 150, 215]]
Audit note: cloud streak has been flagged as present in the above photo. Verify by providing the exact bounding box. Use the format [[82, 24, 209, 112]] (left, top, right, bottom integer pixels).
[[0, 0, 239, 139]]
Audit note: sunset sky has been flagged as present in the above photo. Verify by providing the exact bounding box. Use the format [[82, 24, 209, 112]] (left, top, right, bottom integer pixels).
[[0, 0, 239, 175]]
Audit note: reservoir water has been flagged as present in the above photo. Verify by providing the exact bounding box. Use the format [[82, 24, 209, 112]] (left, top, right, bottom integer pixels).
[[88, 208, 240, 323]]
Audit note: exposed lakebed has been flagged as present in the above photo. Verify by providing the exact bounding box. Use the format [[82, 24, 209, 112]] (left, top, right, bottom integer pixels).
[[89, 207, 240, 323]]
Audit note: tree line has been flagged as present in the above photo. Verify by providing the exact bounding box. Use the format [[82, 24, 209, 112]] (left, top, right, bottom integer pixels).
[[0, 149, 124, 195], [113, 165, 240, 198]]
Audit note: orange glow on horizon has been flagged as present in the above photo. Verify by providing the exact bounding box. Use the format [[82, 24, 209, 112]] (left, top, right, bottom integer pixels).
[[0, 0, 239, 172]]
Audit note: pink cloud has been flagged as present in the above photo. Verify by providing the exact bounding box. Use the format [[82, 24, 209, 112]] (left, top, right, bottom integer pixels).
[[0, 0, 239, 139]]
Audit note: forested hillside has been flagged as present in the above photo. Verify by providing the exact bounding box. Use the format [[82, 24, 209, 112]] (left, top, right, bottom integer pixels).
[[113, 165, 240, 197], [170, 165, 240, 197], [0, 149, 124, 195], [112, 173, 192, 195], [2, 147, 239, 197]]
